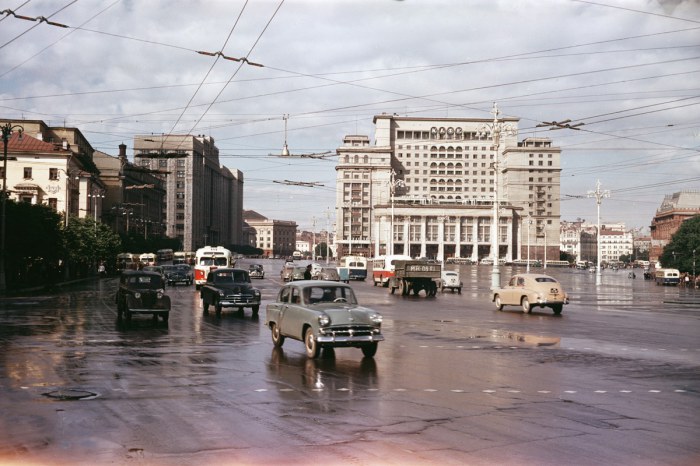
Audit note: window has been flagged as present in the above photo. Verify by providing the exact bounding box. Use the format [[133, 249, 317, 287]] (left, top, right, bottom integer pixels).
[[48, 198, 58, 210], [159, 159, 168, 168], [24, 167, 32, 179], [177, 159, 186, 167], [176, 192, 185, 199], [177, 171, 185, 178], [49, 168, 58, 180], [176, 181, 185, 189]]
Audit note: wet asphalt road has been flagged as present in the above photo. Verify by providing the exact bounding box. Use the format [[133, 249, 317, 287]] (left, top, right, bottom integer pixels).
[[0, 260, 699, 466]]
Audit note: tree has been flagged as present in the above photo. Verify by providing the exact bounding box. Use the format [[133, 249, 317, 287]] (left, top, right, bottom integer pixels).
[[559, 250, 575, 263], [63, 217, 121, 277], [5, 200, 63, 287], [660, 215, 700, 273]]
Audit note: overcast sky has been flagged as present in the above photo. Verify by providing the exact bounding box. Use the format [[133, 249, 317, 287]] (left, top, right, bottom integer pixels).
[[2, 0, 699, 233]]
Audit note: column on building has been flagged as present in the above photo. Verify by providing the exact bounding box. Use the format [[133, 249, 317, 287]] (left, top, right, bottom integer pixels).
[[454, 216, 462, 258], [470, 218, 479, 262], [420, 216, 427, 258], [402, 220, 409, 255], [506, 217, 513, 262], [374, 217, 382, 257], [437, 216, 445, 262]]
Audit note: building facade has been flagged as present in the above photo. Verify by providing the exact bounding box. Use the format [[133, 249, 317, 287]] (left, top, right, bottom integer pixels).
[[243, 210, 297, 258], [133, 134, 244, 251], [335, 114, 562, 262], [1, 119, 103, 224], [650, 191, 700, 263]]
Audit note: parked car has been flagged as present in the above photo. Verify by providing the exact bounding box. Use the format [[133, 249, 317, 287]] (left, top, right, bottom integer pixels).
[[249, 264, 265, 279], [200, 268, 261, 317], [265, 281, 384, 358], [439, 270, 462, 293], [163, 264, 193, 286], [115, 270, 171, 323], [314, 267, 340, 281], [492, 273, 569, 315]]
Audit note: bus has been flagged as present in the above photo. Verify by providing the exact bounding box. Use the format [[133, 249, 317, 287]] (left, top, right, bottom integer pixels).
[[139, 253, 156, 266], [194, 246, 233, 289], [370, 254, 412, 287], [338, 255, 368, 281], [116, 253, 139, 273], [173, 251, 195, 265], [655, 268, 680, 286], [157, 249, 174, 263]]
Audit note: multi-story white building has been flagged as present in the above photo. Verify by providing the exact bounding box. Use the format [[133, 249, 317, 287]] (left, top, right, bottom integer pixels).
[[335, 114, 562, 262], [600, 228, 634, 263], [134, 135, 244, 251]]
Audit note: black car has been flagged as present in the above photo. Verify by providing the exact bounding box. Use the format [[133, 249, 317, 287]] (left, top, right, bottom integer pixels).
[[115, 270, 171, 323], [163, 264, 194, 286], [199, 268, 261, 317]]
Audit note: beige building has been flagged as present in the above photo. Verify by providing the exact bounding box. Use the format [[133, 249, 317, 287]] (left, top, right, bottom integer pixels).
[[335, 114, 562, 262], [0, 119, 103, 224], [243, 210, 297, 258], [133, 134, 244, 250]]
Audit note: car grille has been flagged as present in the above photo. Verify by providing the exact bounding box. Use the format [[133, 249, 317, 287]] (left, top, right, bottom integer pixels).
[[322, 325, 377, 337], [141, 291, 158, 308]]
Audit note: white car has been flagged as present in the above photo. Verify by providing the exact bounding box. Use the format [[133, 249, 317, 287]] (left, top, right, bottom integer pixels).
[[439, 270, 462, 294]]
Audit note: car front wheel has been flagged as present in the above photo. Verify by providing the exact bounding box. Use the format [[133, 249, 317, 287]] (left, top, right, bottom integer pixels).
[[494, 295, 504, 311], [521, 296, 531, 313], [361, 342, 378, 358], [271, 323, 285, 347], [304, 327, 320, 358]]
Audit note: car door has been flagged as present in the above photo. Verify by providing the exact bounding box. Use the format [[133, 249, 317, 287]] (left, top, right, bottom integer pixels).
[[279, 286, 307, 340], [501, 276, 520, 305]]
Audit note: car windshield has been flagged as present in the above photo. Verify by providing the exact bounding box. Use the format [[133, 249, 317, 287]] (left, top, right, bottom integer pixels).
[[176, 265, 191, 271], [250, 265, 262, 270], [128, 275, 163, 289], [304, 286, 357, 305], [214, 271, 249, 283], [535, 277, 558, 283]]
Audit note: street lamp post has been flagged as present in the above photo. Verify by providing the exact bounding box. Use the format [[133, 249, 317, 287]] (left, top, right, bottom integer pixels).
[[478, 103, 516, 290], [1, 123, 23, 293], [88, 188, 105, 234], [588, 180, 610, 286], [389, 169, 405, 256], [693, 249, 696, 290]]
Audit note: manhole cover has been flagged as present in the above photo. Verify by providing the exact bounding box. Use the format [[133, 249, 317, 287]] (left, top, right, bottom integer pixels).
[[42, 389, 98, 400]]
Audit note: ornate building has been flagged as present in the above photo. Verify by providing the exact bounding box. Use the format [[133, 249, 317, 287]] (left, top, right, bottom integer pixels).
[[650, 191, 700, 263], [334, 114, 562, 262]]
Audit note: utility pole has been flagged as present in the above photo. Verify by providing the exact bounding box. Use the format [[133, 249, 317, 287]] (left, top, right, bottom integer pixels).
[[588, 180, 610, 286], [325, 207, 331, 264], [478, 103, 516, 290], [312, 216, 316, 262]]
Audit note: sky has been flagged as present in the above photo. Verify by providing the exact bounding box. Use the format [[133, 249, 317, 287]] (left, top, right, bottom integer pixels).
[[1, 0, 699, 233]]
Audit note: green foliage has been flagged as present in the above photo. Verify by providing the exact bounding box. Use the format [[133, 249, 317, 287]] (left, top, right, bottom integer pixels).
[[63, 217, 121, 271], [228, 243, 263, 256], [559, 250, 575, 263], [5, 200, 63, 285], [660, 215, 700, 273]]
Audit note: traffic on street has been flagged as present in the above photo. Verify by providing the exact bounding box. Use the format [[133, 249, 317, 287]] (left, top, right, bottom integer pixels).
[[1, 259, 698, 465]]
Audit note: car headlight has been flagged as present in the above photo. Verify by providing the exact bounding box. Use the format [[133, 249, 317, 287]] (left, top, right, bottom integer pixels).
[[219, 290, 225, 297], [134, 292, 141, 299], [254, 290, 261, 297], [157, 290, 164, 299], [318, 314, 331, 327], [370, 313, 383, 325]]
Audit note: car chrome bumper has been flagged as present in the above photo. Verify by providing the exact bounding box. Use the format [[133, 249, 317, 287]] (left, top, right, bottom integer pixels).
[[316, 334, 384, 344]]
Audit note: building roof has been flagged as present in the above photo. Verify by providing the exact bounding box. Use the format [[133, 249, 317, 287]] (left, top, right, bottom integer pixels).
[[243, 210, 268, 221], [6, 132, 69, 153]]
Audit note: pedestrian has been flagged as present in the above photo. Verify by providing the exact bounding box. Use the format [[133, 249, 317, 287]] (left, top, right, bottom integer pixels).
[[304, 264, 312, 280], [98, 262, 107, 278], [684, 274, 690, 287]]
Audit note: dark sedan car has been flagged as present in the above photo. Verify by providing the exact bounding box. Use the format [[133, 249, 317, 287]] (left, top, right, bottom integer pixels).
[[163, 264, 194, 286], [249, 264, 265, 279], [200, 268, 261, 317], [115, 270, 171, 324]]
